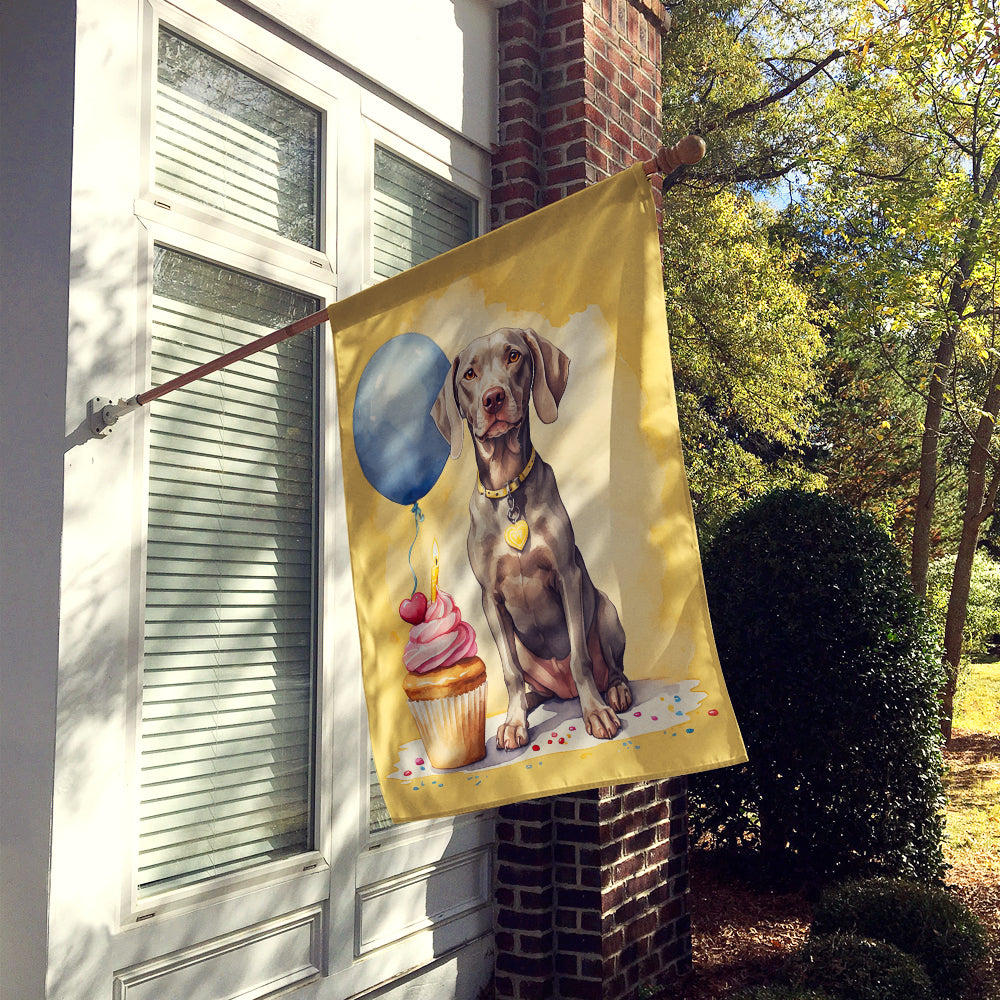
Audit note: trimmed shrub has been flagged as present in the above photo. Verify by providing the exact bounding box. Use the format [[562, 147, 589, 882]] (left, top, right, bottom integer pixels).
[[792, 933, 934, 1000], [812, 878, 988, 999], [690, 489, 946, 882], [733, 987, 838, 1000]]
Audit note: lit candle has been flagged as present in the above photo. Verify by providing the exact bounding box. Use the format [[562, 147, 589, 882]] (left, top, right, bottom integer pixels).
[[430, 539, 439, 603]]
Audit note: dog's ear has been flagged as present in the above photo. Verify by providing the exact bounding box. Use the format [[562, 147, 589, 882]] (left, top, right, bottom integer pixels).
[[523, 329, 570, 424], [432, 356, 465, 460]]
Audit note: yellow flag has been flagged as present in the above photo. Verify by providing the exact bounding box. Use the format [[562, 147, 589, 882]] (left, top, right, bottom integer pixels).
[[331, 164, 746, 822]]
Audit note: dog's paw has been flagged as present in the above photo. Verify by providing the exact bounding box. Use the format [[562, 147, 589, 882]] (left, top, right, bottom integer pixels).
[[605, 681, 632, 713], [496, 722, 528, 750], [584, 706, 620, 740]]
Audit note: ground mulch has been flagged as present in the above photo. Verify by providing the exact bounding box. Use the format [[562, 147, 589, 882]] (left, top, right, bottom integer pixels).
[[674, 733, 1000, 1000], [943, 727, 1000, 1000], [677, 850, 814, 999]]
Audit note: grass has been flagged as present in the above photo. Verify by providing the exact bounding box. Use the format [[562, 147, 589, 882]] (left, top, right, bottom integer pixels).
[[955, 658, 1000, 733], [941, 659, 1000, 1000], [946, 660, 1000, 868]]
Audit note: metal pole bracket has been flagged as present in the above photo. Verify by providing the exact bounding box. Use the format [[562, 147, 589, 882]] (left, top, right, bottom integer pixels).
[[88, 396, 140, 438]]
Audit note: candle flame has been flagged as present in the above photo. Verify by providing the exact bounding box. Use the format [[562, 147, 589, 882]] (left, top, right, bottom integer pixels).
[[431, 539, 440, 602]]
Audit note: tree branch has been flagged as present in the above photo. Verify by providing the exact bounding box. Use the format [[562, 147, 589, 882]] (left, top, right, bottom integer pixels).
[[704, 49, 848, 133]]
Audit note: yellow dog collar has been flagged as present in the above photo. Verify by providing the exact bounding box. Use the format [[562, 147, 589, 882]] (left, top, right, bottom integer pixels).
[[477, 448, 536, 500]]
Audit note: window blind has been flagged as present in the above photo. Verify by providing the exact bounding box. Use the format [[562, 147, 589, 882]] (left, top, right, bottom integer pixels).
[[138, 248, 319, 895], [156, 28, 320, 248], [372, 146, 477, 280], [368, 148, 478, 833]]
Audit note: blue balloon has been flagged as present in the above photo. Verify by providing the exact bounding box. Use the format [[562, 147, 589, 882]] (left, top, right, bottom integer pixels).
[[352, 332, 453, 506]]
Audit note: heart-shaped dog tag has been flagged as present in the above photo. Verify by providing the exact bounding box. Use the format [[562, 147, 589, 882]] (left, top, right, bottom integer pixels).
[[504, 518, 529, 551]]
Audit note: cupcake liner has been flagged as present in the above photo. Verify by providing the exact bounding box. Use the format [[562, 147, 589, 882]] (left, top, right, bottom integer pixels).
[[406, 681, 487, 769]]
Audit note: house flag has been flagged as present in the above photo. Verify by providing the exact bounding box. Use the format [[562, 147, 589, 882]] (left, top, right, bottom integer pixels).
[[330, 164, 746, 823]]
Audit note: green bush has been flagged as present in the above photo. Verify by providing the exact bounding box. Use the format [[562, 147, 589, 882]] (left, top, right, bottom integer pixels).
[[690, 488, 946, 882], [792, 933, 934, 1000], [732, 987, 838, 1000], [811, 878, 988, 999], [927, 550, 1000, 658]]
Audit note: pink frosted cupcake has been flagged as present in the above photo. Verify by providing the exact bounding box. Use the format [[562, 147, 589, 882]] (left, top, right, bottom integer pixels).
[[399, 590, 487, 769]]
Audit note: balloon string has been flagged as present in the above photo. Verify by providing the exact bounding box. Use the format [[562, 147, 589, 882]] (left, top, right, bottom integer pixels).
[[407, 502, 424, 596]]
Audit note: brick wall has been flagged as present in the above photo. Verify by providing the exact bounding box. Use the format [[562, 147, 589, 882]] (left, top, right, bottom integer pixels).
[[492, 0, 668, 227], [494, 782, 691, 1000], [490, 9, 690, 998]]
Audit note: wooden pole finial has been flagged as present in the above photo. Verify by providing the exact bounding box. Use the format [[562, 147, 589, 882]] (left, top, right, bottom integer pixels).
[[643, 135, 707, 176]]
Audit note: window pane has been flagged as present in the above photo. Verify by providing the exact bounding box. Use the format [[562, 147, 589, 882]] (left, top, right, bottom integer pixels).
[[139, 247, 318, 895], [156, 28, 320, 248], [369, 149, 478, 833], [372, 146, 477, 279]]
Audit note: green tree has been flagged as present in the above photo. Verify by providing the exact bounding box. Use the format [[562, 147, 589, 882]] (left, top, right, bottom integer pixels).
[[660, 1, 847, 537], [661, 0, 854, 195], [661, 2, 999, 739], [801, 0, 1000, 735], [663, 189, 825, 537]]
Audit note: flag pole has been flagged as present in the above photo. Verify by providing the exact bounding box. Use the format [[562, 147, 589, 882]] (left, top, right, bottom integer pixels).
[[87, 307, 330, 437], [87, 136, 705, 438]]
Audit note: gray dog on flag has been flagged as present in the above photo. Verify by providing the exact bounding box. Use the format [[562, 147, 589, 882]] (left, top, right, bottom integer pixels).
[[432, 327, 630, 750]]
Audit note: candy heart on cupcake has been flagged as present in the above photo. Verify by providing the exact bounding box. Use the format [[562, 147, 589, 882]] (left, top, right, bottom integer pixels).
[[399, 591, 428, 625]]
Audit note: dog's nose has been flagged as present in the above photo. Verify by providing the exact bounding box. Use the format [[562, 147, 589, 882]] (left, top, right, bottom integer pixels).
[[483, 386, 506, 414]]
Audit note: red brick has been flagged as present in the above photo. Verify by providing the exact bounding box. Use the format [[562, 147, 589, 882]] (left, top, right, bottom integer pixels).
[[542, 66, 566, 88], [502, 40, 538, 64], [503, 120, 543, 144], [499, 100, 539, 124], [496, 951, 551, 978], [548, 3, 588, 28], [559, 979, 604, 1000], [520, 886, 554, 910], [545, 80, 588, 106], [546, 119, 589, 147], [503, 79, 541, 104], [625, 869, 658, 897], [546, 163, 589, 186], [520, 930, 555, 954], [543, 105, 567, 129], [540, 28, 565, 50]]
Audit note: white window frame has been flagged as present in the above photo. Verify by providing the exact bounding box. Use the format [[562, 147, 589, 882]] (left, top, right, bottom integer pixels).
[[112, 0, 496, 993], [123, 0, 339, 931]]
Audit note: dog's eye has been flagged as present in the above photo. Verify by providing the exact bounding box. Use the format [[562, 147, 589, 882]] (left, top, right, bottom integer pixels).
[[508, 350, 521, 364], [462, 367, 477, 381]]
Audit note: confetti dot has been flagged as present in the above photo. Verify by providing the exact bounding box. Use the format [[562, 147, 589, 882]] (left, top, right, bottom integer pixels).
[[634, 711, 642, 717], [651, 716, 658, 721], [558, 738, 565, 744], [548, 739, 553, 744], [674, 696, 682, 703], [569, 726, 576, 731], [532, 745, 540, 751], [551, 731, 558, 737], [686, 728, 694, 734], [708, 709, 719, 716], [415, 758, 424, 766], [403, 770, 412, 777]]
